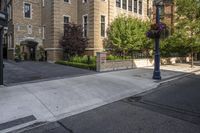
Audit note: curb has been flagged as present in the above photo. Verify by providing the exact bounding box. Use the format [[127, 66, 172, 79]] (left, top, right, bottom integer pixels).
[[157, 69, 200, 85]]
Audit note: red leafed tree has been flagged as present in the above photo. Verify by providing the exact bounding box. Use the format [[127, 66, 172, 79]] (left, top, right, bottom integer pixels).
[[60, 23, 88, 60]]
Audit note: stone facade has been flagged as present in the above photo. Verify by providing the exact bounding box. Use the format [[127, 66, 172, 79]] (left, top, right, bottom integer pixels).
[[1, 0, 152, 61]]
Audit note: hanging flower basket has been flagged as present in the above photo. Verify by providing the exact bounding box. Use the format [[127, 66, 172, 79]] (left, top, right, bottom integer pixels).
[[146, 22, 169, 39]]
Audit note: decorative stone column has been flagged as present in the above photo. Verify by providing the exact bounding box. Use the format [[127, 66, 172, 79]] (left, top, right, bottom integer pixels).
[[96, 52, 107, 72]]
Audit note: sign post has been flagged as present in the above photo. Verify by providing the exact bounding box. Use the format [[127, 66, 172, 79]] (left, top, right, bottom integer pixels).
[[0, 11, 7, 85]]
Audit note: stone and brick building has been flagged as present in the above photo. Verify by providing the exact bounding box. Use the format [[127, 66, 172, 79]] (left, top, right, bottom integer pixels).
[[1, 0, 152, 62]]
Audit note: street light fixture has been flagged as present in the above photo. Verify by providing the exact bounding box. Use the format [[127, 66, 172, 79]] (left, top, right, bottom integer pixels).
[[0, 11, 7, 85], [152, 0, 164, 80]]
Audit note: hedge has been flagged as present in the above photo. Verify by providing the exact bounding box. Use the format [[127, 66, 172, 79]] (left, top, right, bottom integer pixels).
[[55, 60, 96, 71]]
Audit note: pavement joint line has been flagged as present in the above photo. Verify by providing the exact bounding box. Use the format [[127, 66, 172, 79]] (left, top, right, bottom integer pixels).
[[54, 84, 158, 121], [21, 85, 56, 120]]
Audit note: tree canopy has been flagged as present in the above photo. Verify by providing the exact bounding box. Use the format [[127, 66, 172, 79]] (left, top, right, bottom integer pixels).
[[161, 0, 200, 59], [105, 15, 152, 56]]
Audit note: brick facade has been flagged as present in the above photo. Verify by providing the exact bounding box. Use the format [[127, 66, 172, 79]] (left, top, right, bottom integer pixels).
[[153, 0, 174, 32], [1, 0, 152, 62]]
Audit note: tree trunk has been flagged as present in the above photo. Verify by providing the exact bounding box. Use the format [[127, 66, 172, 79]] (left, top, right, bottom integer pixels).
[[191, 47, 194, 68]]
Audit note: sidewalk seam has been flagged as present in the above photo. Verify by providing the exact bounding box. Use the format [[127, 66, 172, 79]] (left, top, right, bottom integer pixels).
[[21, 86, 56, 120]]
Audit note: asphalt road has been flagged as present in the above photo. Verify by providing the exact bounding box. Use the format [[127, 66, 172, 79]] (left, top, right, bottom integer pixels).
[[4, 60, 95, 85], [18, 74, 200, 133]]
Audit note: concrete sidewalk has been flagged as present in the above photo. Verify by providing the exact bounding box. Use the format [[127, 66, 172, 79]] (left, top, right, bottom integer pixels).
[[0, 64, 200, 133]]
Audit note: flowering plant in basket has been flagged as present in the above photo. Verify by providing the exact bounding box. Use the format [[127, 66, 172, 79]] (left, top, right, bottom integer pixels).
[[146, 22, 169, 39]]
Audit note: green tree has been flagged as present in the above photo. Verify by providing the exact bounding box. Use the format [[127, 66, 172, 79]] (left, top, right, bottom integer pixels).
[[174, 0, 200, 67], [105, 15, 151, 56]]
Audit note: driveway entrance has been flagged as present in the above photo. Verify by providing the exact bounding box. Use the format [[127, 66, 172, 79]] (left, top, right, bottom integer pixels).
[[4, 60, 96, 85]]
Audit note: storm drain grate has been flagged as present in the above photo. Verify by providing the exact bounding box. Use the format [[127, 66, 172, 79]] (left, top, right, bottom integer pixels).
[[127, 96, 142, 102], [0, 115, 36, 131]]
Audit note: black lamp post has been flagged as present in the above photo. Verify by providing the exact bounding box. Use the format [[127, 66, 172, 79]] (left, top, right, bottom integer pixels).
[[152, 0, 164, 80], [0, 10, 7, 85]]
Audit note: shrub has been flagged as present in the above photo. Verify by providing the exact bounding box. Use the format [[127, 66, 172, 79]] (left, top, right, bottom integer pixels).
[[55, 61, 96, 70], [60, 23, 89, 60], [105, 15, 151, 55], [106, 55, 132, 60], [69, 55, 96, 64]]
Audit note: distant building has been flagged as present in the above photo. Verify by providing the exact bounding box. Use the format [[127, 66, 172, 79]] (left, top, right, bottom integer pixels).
[[1, 0, 152, 62]]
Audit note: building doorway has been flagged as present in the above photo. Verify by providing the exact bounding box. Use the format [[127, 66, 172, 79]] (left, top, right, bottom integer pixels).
[[20, 39, 38, 61]]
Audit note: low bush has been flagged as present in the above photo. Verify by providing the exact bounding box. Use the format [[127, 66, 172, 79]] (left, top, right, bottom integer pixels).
[[69, 55, 96, 64], [106, 55, 132, 60], [55, 60, 96, 71]]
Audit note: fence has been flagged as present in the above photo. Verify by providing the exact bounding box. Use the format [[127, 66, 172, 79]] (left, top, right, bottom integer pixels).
[[96, 52, 190, 72]]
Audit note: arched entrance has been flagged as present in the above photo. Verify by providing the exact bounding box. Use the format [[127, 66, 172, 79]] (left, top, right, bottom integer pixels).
[[20, 39, 38, 61]]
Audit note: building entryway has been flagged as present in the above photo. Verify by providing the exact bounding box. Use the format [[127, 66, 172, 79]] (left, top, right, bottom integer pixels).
[[4, 60, 96, 85], [20, 39, 38, 61], [28, 46, 36, 61]]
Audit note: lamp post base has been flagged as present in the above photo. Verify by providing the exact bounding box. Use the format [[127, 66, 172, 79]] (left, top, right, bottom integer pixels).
[[153, 71, 161, 80]]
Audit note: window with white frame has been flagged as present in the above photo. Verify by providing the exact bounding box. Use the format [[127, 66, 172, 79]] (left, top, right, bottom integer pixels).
[[139, 0, 142, 14], [134, 0, 137, 13], [42, 26, 45, 40], [7, 4, 12, 20], [82, 0, 88, 3], [64, 0, 70, 3], [8, 34, 12, 48], [27, 25, 32, 34], [122, 0, 127, 9], [116, 0, 121, 8], [128, 0, 133, 11], [42, 0, 45, 7], [83, 15, 88, 37], [24, 3, 32, 18], [64, 15, 70, 24], [101, 15, 106, 37]]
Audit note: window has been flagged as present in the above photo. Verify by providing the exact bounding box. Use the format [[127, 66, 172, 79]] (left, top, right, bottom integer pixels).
[[24, 3, 31, 18], [139, 0, 142, 14], [134, 0, 137, 13], [27, 25, 32, 34], [147, 0, 150, 17], [116, 0, 121, 7], [83, 15, 88, 37], [122, 0, 127, 9], [7, 4, 12, 20], [64, 0, 70, 3], [101, 15, 106, 37], [8, 34, 12, 48], [42, 0, 45, 7], [7, 35, 10, 48], [83, 0, 87, 3], [42, 26, 45, 40], [128, 0, 133, 11], [64, 16, 70, 24]]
